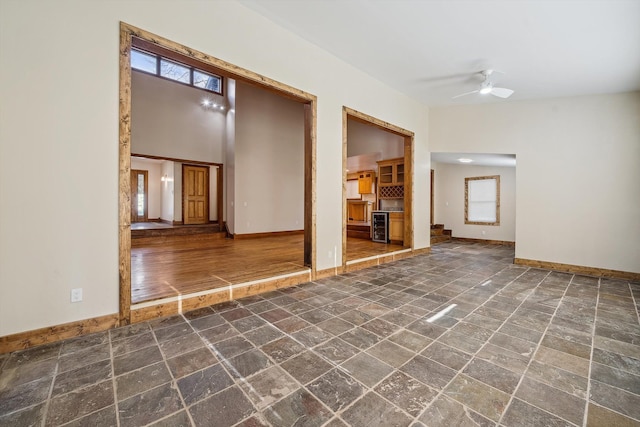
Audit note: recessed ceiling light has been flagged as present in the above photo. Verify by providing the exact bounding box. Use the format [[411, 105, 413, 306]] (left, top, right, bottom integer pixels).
[[458, 158, 473, 163]]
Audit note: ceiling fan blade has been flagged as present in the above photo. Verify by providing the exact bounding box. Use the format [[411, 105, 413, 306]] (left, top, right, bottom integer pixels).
[[490, 87, 514, 98], [452, 89, 479, 99]]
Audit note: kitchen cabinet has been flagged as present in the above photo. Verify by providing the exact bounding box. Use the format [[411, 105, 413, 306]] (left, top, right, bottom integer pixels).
[[348, 201, 372, 222], [389, 212, 404, 244], [377, 158, 404, 187], [358, 171, 374, 194]]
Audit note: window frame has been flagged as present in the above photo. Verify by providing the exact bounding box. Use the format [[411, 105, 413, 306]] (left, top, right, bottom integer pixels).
[[465, 175, 500, 226], [131, 47, 223, 95]]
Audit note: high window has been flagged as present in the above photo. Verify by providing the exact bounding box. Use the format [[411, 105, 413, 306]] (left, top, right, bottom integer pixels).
[[465, 175, 500, 225], [131, 48, 222, 94]]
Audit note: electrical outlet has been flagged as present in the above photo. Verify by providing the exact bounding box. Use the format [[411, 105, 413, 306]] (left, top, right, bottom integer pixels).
[[71, 288, 83, 303]]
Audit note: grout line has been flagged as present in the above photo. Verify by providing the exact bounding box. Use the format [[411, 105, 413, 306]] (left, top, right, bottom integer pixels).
[[153, 315, 196, 427], [108, 331, 121, 427], [39, 347, 61, 427], [414, 266, 543, 426], [497, 272, 582, 427], [582, 277, 601, 427], [629, 282, 640, 327]]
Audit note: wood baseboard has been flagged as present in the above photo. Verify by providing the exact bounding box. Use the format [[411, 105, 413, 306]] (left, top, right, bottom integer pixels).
[[314, 266, 346, 280], [412, 247, 432, 256], [233, 230, 304, 240], [453, 237, 516, 247], [0, 313, 119, 355], [514, 258, 640, 282], [1, 245, 434, 354]]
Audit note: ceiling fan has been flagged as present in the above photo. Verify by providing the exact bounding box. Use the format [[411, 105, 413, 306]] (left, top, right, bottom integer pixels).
[[452, 70, 514, 100]]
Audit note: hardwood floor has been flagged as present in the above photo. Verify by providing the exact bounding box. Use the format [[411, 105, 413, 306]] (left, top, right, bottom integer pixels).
[[346, 237, 405, 260], [131, 234, 406, 304]]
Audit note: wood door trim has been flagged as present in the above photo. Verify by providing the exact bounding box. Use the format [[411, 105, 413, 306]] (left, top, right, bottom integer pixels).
[[342, 107, 415, 268], [131, 169, 148, 222], [430, 169, 434, 226], [119, 22, 317, 325]]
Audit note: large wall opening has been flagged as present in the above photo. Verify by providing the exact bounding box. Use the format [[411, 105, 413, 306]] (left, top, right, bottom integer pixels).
[[119, 23, 316, 324]]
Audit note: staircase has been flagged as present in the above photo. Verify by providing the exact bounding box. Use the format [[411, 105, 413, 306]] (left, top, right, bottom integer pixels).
[[431, 224, 452, 244], [347, 224, 371, 240]]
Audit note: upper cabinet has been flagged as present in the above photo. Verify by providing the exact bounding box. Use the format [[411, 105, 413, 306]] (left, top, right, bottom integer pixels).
[[358, 171, 374, 194], [377, 157, 404, 187]]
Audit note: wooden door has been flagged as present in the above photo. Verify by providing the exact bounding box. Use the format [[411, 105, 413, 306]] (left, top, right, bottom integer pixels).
[[130, 169, 148, 223], [183, 165, 209, 225]]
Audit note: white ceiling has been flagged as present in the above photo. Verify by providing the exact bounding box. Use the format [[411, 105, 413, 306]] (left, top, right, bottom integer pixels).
[[239, 0, 640, 106]]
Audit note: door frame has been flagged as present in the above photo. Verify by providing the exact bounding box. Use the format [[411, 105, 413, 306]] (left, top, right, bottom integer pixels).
[[430, 169, 434, 226], [118, 22, 317, 325], [342, 107, 415, 268]]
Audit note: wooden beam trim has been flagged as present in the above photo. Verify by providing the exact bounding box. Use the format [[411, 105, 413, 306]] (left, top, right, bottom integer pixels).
[[0, 314, 119, 354], [119, 25, 133, 326], [131, 153, 222, 167], [123, 22, 316, 104], [514, 258, 640, 282], [344, 107, 414, 138]]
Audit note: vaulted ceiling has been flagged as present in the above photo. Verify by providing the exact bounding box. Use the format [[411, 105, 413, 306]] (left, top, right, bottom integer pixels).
[[240, 0, 640, 106]]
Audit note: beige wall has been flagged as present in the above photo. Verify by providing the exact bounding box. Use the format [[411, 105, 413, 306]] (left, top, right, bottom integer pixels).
[[347, 119, 404, 159], [234, 82, 304, 234], [433, 162, 516, 242], [131, 71, 226, 163], [429, 92, 640, 273], [0, 0, 430, 336]]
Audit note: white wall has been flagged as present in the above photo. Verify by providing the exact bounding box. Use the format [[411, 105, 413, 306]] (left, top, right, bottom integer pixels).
[[131, 71, 226, 163], [161, 161, 174, 222], [433, 162, 516, 242], [130, 157, 162, 220], [430, 92, 640, 273], [0, 0, 429, 336], [234, 81, 304, 234]]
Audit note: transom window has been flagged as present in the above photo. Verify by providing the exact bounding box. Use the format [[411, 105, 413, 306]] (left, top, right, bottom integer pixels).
[[465, 175, 500, 225], [131, 48, 222, 94]]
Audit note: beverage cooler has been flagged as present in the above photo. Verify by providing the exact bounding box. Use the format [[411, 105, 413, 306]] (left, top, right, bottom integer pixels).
[[372, 211, 389, 243]]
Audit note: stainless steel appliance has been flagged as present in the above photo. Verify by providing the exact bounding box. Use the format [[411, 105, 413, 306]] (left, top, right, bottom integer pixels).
[[372, 211, 389, 243]]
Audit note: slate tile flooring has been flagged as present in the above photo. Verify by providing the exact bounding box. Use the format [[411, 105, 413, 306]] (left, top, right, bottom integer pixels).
[[1, 241, 640, 426]]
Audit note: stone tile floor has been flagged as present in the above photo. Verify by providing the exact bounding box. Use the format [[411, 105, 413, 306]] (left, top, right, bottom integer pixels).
[[1, 241, 639, 426]]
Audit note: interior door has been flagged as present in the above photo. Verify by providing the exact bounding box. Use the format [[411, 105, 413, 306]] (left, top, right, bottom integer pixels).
[[183, 165, 209, 225], [130, 169, 148, 223]]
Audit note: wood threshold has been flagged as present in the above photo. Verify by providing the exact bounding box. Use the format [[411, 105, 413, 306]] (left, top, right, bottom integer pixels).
[[130, 270, 312, 323], [514, 258, 640, 282], [0, 313, 119, 355]]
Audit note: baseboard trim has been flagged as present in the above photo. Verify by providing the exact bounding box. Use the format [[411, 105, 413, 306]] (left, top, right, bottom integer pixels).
[[514, 258, 640, 282], [315, 266, 346, 279], [453, 237, 515, 247], [0, 313, 119, 355], [234, 230, 304, 240], [0, 245, 437, 354]]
